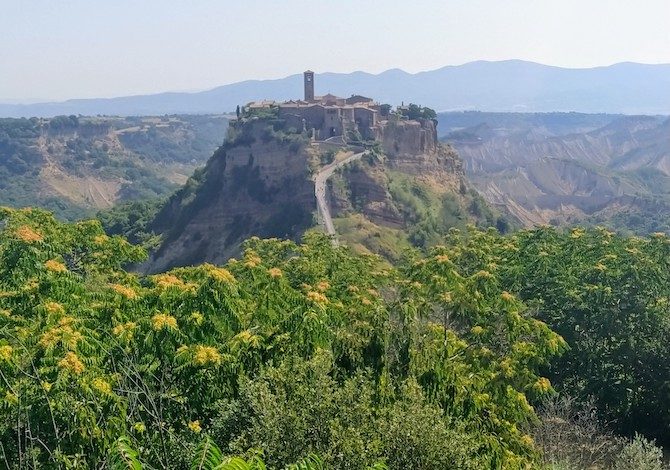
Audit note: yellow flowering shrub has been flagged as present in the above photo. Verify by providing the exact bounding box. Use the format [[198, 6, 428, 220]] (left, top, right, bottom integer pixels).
[[45, 259, 67, 273], [0, 345, 12, 361], [15, 225, 43, 243], [44, 301, 65, 314], [306, 291, 328, 304], [151, 313, 178, 331], [192, 345, 222, 366], [109, 283, 138, 299], [267, 267, 283, 278], [92, 378, 112, 395], [58, 352, 85, 375], [204, 264, 236, 283]]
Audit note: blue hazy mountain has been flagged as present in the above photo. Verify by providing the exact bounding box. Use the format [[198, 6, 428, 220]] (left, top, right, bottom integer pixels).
[[2, 60, 669, 117]]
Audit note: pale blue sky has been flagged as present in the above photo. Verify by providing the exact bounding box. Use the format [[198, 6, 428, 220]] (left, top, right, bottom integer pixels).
[[1, 0, 669, 102]]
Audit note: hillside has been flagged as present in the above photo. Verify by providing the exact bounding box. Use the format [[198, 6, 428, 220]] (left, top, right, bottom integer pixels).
[[2, 61, 670, 117], [443, 113, 670, 232], [142, 109, 502, 272], [0, 114, 228, 219]]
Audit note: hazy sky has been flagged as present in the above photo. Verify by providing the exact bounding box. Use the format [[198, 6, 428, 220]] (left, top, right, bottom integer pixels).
[[1, 0, 669, 102]]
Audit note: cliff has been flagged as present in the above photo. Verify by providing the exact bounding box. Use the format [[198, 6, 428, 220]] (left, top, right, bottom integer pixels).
[[143, 115, 503, 271], [144, 120, 315, 272], [328, 118, 499, 258]]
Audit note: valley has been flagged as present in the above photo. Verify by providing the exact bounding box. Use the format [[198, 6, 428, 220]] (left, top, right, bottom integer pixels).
[[0, 114, 229, 219], [440, 112, 670, 233]]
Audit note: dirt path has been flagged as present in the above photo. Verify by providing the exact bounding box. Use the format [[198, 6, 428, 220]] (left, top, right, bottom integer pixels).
[[314, 151, 365, 242]]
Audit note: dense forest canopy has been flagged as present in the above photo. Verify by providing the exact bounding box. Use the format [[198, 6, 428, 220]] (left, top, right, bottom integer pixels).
[[0, 208, 669, 468]]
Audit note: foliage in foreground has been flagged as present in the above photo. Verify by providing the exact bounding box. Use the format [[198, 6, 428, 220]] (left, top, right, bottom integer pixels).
[[434, 226, 670, 445], [0, 208, 564, 468]]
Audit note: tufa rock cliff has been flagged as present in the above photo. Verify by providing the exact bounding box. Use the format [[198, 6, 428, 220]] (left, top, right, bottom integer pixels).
[[143, 115, 503, 271], [144, 120, 314, 272]]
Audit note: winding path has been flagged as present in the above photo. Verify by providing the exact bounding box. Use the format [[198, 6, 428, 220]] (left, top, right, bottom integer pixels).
[[314, 151, 365, 242]]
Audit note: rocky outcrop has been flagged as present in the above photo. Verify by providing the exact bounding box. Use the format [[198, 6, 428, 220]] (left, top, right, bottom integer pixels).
[[143, 113, 486, 270], [144, 121, 314, 272], [331, 119, 475, 239]]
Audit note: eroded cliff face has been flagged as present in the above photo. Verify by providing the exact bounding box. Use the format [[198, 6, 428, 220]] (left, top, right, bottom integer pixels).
[[143, 115, 493, 270], [448, 116, 670, 229], [328, 118, 494, 258], [144, 121, 314, 272]]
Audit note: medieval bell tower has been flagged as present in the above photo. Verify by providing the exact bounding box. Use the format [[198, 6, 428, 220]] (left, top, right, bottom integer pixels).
[[304, 70, 315, 102]]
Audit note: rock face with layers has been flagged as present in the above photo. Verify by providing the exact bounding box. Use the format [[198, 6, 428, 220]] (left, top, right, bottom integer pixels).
[[144, 114, 489, 271], [144, 121, 314, 272], [332, 118, 465, 228]]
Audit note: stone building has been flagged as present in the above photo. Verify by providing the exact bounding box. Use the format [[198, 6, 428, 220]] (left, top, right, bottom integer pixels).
[[247, 71, 383, 141]]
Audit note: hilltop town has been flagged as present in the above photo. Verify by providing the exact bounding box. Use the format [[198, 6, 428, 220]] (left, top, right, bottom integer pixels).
[[236, 71, 436, 144]]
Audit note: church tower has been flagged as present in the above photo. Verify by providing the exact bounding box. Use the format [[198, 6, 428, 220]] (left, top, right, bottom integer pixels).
[[304, 70, 315, 102]]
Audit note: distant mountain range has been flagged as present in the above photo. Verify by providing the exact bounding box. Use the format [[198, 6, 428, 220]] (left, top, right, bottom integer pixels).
[[2, 60, 670, 118]]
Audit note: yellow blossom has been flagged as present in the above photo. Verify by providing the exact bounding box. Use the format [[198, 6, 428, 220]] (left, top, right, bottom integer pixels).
[[15, 225, 43, 243], [188, 420, 202, 433], [153, 274, 186, 289], [133, 422, 146, 433], [92, 378, 112, 395], [93, 234, 109, 245], [112, 322, 137, 339], [39, 324, 82, 349], [204, 264, 236, 283], [233, 330, 262, 348], [243, 253, 262, 268], [435, 254, 450, 263], [471, 326, 484, 335], [268, 267, 283, 278], [520, 434, 534, 447], [501, 291, 515, 302], [44, 302, 65, 314], [41, 381, 52, 392], [594, 263, 607, 272], [4, 391, 18, 405], [533, 377, 552, 394], [474, 270, 493, 279], [189, 312, 204, 325], [58, 352, 85, 375], [151, 313, 178, 331], [45, 259, 67, 273], [440, 292, 452, 303], [361, 298, 372, 306], [193, 345, 222, 366], [110, 283, 138, 300], [316, 281, 330, 292], [0, 345, 12, 361], [306, 291, 328, 304]]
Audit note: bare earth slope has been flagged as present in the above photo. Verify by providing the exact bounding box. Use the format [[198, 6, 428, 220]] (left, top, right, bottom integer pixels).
[[0, 115, 228, 219], [444, 114, 670, 232]]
